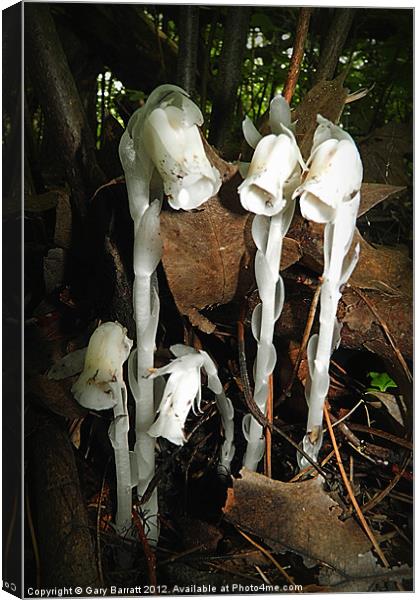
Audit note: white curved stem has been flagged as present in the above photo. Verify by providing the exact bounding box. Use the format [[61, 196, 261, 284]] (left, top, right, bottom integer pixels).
[[109, 382, 132, 535], [243, 211, 289, 470], [300, 202, 357, 467]]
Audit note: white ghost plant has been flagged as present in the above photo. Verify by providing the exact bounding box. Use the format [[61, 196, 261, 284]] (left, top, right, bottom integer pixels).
[[293, 115, 363, 467], [70, 322, 134, 535], [147, 344, 235, 475], [239, 98, 303, 471], [119, 85, 221, 543]]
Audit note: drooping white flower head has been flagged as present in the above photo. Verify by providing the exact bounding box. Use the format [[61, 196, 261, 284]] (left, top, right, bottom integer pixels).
[[293, 115, 363, 223], [120, 84, 221, 215], [147, 344, 235, 470], [72, 322, 133, 410], [143, 87, 221, 210], [147, 348, 203, 445], [238, 132, 300, 216]]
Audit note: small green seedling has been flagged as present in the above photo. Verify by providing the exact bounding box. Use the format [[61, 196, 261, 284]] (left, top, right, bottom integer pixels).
[[367, 371, 397, 393]]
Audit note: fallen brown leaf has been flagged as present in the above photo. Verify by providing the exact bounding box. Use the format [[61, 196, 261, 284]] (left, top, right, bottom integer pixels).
[[160, 155, 253, 332], [224, 469, 410, 591], [358, 183, 406, 218]]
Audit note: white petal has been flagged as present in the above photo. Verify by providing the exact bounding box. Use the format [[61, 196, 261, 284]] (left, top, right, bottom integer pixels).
[[72, 377, 117, 410], [251, 214, 270, 253], [251, 302, 262, 342], [48, 347, 87, 380], [269, 94, 291, 133], [297, 135, 363, 225], [170, 344, 197, 358], [133, 199, 162, 277], [299, 190, 336, 223], [199, 350, 223, 395], [242, 116, 263, 149], [273, 276, 285, 321], [148, 414, 186, 445]]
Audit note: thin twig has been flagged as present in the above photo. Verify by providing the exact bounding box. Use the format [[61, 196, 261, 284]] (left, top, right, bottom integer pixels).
[[25, 487, 41, 588], [288, 448, 336, 483], [329, 399, 365, 429], [323, 405, 390, 568], [351, 287, 412, 382], [96, 458, 110, 587], [132, 508, 157, 586], [346, 423, 413, 450], [359, 451, 412, 515], [264, 374, 273, 478], [237, 310, 329, 479], [237, 527, 296, 587], [283, 8, 313, 103], [279, 280, 322, 404]]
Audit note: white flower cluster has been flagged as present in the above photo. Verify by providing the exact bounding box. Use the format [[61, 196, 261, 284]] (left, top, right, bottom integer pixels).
[[240, 103, 362, 470], [118, 85, 222, 543], [49, 85, 363, 548]]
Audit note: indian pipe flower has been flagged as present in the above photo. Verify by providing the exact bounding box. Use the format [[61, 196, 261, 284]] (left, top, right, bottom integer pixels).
[[296, 114, 363, 224], [238, 132, 301, 217], [140, 86, 221, 210], [71, 322, 134, 535], [119, 84, 221, 544], [147, 344, 235, 473], [238, 102, 303, 470], [293, 115, 363, 467]]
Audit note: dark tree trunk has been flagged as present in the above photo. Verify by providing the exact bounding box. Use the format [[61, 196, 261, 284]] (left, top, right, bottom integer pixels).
[[314, 8, 356, 83], [27, 414, 100, 588], [176, 6, 200, 94], [208, 7, 251, 150], [25, 4, 105, 221]]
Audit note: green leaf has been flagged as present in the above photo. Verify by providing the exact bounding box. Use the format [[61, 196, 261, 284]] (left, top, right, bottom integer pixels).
[[367, 371, 397, 393]]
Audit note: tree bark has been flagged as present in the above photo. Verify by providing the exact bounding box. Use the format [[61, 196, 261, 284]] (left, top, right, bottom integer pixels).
[[25, 4, 105, 220], [208, 7, 251, 150], [314, 8, 356, 83], [176, 6, 200, 94], [27, 414, 100, 588]]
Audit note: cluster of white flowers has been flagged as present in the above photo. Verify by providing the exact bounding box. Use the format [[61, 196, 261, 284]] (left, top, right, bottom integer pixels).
[[49, 85, 363, 546], [118, 85, 222, 543], [240, 105, 362, 469]]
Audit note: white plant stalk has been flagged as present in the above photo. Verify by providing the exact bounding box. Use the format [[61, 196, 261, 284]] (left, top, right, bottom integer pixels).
[[147, 344, 235, 474], [239, 98, 302, 471], [108, 381, 132, 533], [119, 85, 221, 543], [293, 115, 363, 467], [71, 322, 134, 535]]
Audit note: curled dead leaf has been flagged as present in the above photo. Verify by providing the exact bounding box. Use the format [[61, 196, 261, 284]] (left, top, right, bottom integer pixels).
[[224, 469, 411, 591]]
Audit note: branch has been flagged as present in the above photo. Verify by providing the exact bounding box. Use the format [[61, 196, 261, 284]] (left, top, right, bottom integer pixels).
[[283, 8, 313, 103], [176, 6, 200, 94], [25, 5, 105, 220], [208, 7, 251, 149], [314, 8, 356, 83]]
